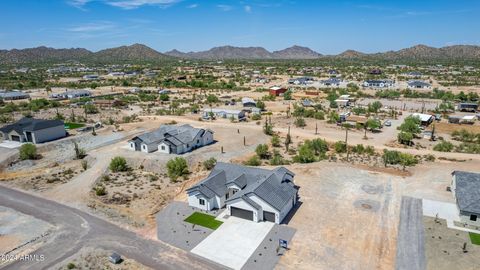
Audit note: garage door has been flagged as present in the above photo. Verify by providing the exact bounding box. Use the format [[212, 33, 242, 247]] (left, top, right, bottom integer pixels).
[[10, 135, 20, 142], [264, 211, 276, 223], [230, 207, 253, 221]]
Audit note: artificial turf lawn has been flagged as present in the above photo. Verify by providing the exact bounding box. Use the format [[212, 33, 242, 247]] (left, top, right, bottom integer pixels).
[[469, 232, 480, 245], [64, 122, 85, 129], [184, 212, 223, 230]]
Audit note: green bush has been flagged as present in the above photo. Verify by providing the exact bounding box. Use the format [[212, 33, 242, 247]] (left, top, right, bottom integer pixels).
[[334, 141, 347, 153], [67, 262, 76, 269], [244, 155, 261, 166], [271, 135, 281, 147], [255, 144, 270, 159], [251, 114, 261, 120], [94, 185, 106, 196], [270, 150, 289, 165], [109, 156, 128, 172], [433, 140, 454, 152], [294, 117, 306, 127], [293, 142, 317, 163], [202, 157, 217, 170], [19, 143, 37, 160], [167, 157, 189, 181], [398, 132, 414, 145]]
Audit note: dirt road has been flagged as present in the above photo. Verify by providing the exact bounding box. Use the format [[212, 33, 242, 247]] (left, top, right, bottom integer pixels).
[[0, 185, 223, 270]]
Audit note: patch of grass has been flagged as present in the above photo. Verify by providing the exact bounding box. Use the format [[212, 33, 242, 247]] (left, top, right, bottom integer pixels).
[[64, 122, 85, 129], [469, 232, 480, 245], [184, 212, 223, 230]]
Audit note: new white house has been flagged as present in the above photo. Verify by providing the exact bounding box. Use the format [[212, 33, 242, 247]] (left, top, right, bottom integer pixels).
[[186, 162, 298, 224], [128, 124, 213, 154], [0, 117, 66, 144], [451, 171, 480, 226]]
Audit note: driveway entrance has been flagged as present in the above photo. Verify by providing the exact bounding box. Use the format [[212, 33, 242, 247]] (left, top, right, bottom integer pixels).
[[191, 216, 273, 270]]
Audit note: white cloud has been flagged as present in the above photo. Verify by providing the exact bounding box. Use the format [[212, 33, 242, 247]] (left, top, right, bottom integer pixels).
[[67, 0, 181, 10], [105, 0, 181, 9], [244, 5, 251, 13], [217, 4, 232, 11], [187, 3, 198, 8], [67, 21, 115, 32]]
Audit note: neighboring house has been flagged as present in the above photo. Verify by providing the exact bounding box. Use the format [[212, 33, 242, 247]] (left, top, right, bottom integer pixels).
[[457, 103, 478, 112], [241, 97, 256, 108], [158, 89, 172, 95], [320, 78, 341, 87], [128, 124, 213, 154], [411, 113, 434, 126], [82, 74, 99, 80], [363, 79, 395, 88], [0, 90, 30, 100], [269, 86, 287, 96], [0, 117, 66, 143], [51, 89, 91, 100], [451, 171, 480, 226], [407, 80, 431, 90], [288, 77, 314, 85], [203, 108, 246, 121], [186, 162, 298, 224], [93, 99, 125, 108]]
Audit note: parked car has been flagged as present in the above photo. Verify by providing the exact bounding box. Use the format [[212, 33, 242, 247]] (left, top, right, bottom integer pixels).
[[383, 120, 392, 127], [108, 253, 122, 264]]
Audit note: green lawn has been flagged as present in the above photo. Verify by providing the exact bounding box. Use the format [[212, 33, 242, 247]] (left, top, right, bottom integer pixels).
[[469, 232, 480, 245], [184, 212, 223, 230], [64, 122, 85, 129]]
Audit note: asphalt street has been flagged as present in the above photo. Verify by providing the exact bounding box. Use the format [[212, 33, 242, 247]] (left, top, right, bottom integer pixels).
[[0, 185, 224, 270]]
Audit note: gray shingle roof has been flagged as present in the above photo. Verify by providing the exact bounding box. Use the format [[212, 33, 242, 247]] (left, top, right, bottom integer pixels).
[[131, 124, 208, 146], [454, 171, 480, 214], [186, 170, 227, 199], [0, 117, 64, 134], [188, 162, 297, 211]]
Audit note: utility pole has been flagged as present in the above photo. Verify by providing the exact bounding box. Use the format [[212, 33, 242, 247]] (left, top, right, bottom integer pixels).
[[315, 122, 318, 135], [345, 126, 349, 162], [243, 136, 246, 146]]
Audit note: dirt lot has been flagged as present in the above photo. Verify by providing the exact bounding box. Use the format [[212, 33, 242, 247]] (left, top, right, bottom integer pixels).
[[0, 206, 53, 262], [276, 162, 401, 270], [424, 217, 480, 270], [55, 247, 151, 270]]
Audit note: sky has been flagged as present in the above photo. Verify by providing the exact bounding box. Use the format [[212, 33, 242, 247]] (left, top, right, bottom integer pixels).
[[1, 0, 479, 54]]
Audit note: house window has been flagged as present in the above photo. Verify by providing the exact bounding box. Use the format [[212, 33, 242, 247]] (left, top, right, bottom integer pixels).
[[142, 145, 146, 149], [161, 145, 165, 150], [471, 215, 477, 221], [226, 193, 229, 199], [232, 189, 237, 194], [199, 199, 205, 205], [197, 139, 200, 144]]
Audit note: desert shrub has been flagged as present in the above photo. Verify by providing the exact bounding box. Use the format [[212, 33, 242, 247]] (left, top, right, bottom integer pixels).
[[81, 160, 88, 170], [382, 150, 402, 166], [293, 142, 317, 163], [19, 143, 37, 160], [202, 157, 217, 170], [255, 144, 270, 159], [433, 140, 454, 152], [109, 156, 128, 172], [251, 114, 261, 120], [270, 150, 289, 165], [67, 263, 76, 269], [166, 157, 189, 181], [294, 117, 306, 127], [271, 135, 281, 147], [398, 132, 414, 145], [334, 141, 347, 153], [94, 185, 106, 196], [243, 155, 261, 166]]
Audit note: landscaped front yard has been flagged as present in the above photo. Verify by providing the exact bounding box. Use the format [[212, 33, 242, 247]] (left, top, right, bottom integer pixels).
[[469, 232, 480, 245], [184, 212, 223, 230]]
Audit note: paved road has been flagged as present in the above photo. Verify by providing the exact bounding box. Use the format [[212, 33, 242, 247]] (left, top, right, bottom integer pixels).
[[396, 196, 426, 270], [0, 185, 223, 270]]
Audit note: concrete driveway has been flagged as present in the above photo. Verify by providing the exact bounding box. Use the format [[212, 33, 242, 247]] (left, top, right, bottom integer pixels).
[[191, 216, 274, 270], [0, 140, 22, 149], [422, 198, 460, 222]]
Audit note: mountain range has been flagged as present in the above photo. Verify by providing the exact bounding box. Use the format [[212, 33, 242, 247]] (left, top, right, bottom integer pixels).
[[1, 44, 480, 64]]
